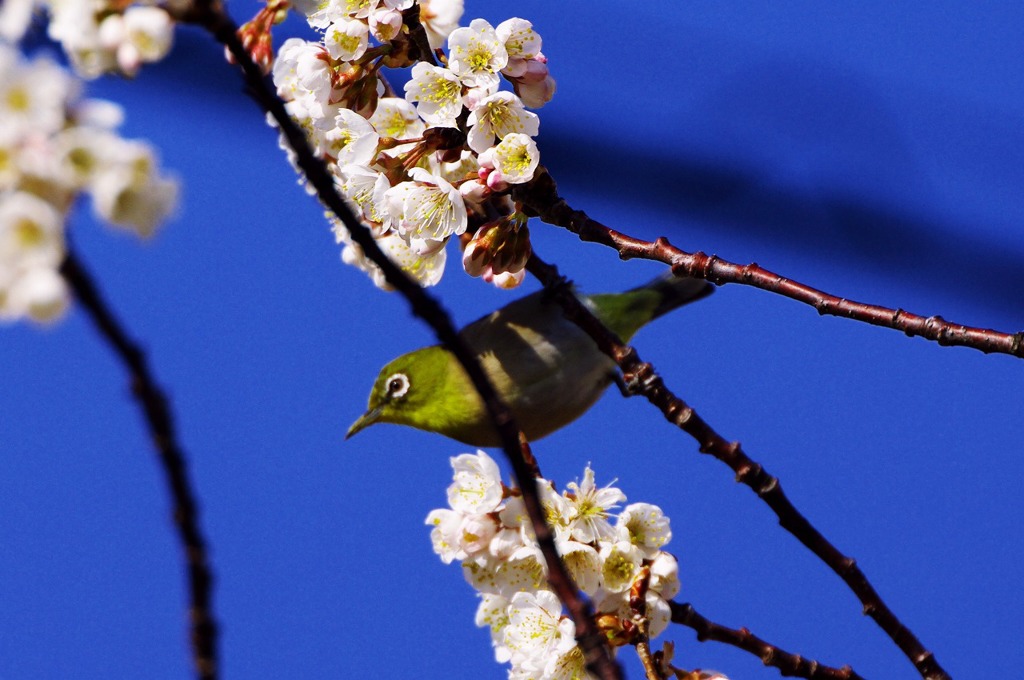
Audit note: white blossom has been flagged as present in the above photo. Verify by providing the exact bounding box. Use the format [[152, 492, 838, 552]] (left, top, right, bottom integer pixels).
[[564, 466, 625, 543], [616, 502, 672, 558], [319, 108, 380, 167], [367, 97, 425, 154], [384, 167, 466, 241], [339, 164, 390, 225], [426, 456, 681, 677], [475, 594, 512, 663], [646, 593, 672, 638], [488, 132, 540, 184], [462, 553, 503, 594], [1, 265, 69, 323], [0, 191, 64, 271], [0, 53, 75, 136], [447, 449, 504, 514], [488, 524, 525, 561], [52, 127, 117, 190], [335, 221, 448, 289], [404, 62, 464, 127], [447, 18, 507, 91], [425, 508, 466, 564], [418, 0, 463, 50], [0, 191, 66, 323], [31, 0, 176, 78], [499, 481, 570, 543], [368, 7, 403, 42], [599, 540, 643, 594], [91, 142, 178, 237], [102, 6, 174, 77], [47, 2, 112, 79], [0, 46, 175, 323], [325, 17, 369, 62], [543, 642, 595, 680], [494, 544, 547, 597], [649, 551, 680, 600], [273, 39, 335, 120], [0, 0, 35, 43], [0, 128, 21, 191], [459, 513, 499, 556], [436, 149, 479, 185], [496, 18, 542, 78], [306, 0, 375, 29], [503, 590, 569, 669], [466, 91, 539, 153], [556, 538, 601, 596]]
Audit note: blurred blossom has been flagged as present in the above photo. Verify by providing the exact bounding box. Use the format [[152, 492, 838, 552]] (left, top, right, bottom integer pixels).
[[0, 45, 177, 324]]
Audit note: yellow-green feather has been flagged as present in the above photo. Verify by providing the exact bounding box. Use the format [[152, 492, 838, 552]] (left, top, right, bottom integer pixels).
[[357, 275, 712, 446]]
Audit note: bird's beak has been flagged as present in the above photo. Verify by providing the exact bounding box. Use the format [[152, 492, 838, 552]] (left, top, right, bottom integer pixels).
[[346, 407, 383, 440]]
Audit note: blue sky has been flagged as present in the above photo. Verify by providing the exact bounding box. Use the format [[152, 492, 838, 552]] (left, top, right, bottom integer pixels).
[[3, 2, 1023, 678]]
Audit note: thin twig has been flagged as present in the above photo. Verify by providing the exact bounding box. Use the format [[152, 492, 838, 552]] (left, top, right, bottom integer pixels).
[[525, 253, 950, 680], [669, 602, 863, 680], [59, 246, 218, 680], [173, 6, 621, 679], [630, 567, 664, 680], [514, 169, 1024, 359]]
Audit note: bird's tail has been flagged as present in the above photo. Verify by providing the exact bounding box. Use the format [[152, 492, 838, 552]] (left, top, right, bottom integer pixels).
[[640, 272, 714, 320], [589, 273, 713, 341]]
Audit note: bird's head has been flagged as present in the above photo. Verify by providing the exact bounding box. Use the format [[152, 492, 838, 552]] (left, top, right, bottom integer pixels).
[[346, 346, 457, 439]]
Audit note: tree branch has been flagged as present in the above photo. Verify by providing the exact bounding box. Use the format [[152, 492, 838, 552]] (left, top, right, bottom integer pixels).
[[59, 246, 218, 680], [525, 253, 950, 680], [669, 601, 863, 680], [514, 169, 1024, 359], [174, 6, 620, 679]]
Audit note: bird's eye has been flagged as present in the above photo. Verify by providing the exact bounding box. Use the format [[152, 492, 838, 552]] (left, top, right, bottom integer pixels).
[[384, 373, 410, 400]]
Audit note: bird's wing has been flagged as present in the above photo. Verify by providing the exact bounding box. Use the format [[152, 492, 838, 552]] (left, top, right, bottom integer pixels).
[[460, 291, 615, 416]]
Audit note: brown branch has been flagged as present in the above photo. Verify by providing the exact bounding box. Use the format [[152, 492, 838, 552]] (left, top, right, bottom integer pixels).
[[525, 254, 950, 680], [514, 169, 1024, 359], [402, 2, 438, 66], [669, 601, 863, 680], [59, 246, 218, 680], [173, 6, 620, 679]]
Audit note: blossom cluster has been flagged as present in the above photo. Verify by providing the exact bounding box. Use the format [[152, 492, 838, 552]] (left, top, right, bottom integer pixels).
[[426, 451, 684, 680], [0, 0, 176, 77], [268, 0, 554, 290], [0, 45, 178, 323]]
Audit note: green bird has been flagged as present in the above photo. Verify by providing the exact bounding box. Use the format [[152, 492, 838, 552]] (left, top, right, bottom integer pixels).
[[347, 275, 713, 446]]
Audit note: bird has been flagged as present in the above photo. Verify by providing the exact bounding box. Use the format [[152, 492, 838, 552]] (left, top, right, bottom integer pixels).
[[347, 274, 713, 446]]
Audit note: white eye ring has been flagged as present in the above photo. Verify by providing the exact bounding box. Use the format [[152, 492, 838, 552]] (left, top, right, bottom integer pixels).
[[385, 373, 410, 399]]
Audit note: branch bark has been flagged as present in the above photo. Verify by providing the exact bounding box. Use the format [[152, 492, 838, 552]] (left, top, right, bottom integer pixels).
[[60, 247, 218, 680], [175, 6, 621, 679], [514, 169, 1024, 360], [669, 601, 863, 680], [525, 253, 950, 680]]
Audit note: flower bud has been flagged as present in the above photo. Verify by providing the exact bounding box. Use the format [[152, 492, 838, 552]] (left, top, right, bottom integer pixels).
[[595, 613, 636, 647], [461, 213, 531, 279], [486, 269, 525, 290], [629, 565, 651, 611], [511, 58, 557, 108]]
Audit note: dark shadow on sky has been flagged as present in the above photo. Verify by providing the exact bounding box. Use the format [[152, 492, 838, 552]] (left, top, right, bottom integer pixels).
[[541, 129, 1024, 323], [152, 34, 1024, 324]]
